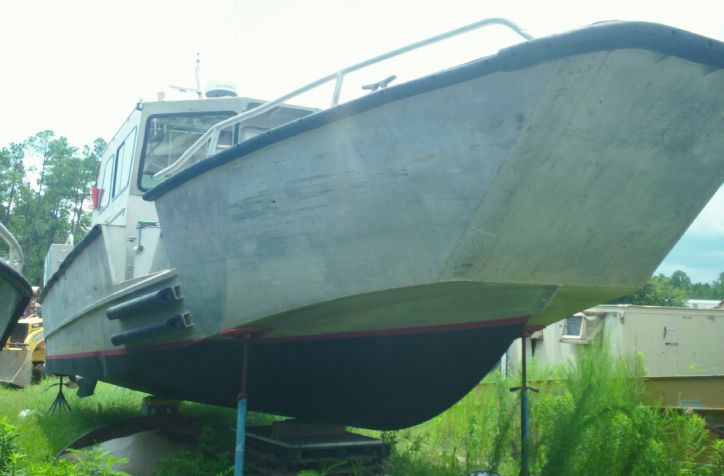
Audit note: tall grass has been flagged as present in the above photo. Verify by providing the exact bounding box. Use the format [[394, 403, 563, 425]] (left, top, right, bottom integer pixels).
[[384, 344, 721, 475], [1, 346, 721, 475]]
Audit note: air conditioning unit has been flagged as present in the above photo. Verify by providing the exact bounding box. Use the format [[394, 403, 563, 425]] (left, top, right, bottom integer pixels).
[[563, 313, 586, 339], [561, 312, 602, 344]]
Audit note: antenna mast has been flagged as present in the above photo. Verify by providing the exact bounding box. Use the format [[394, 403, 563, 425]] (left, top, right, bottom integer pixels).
[[169, 53, 203, 98], [194, 53, 202, 98]]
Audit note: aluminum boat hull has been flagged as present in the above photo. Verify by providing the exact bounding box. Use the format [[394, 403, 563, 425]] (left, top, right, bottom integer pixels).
[[0, 261, 32, 348], [42, 22, 724, 429]]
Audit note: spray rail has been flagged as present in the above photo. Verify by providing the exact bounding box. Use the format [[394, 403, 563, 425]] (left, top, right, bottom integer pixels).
[[154, 17, 533, 179]]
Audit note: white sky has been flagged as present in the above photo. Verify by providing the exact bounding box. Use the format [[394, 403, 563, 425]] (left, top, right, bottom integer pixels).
[[1, 0, 723, 282]]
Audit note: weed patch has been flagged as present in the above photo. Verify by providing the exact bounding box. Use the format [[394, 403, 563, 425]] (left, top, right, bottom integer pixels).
[[0, 346, 720, 475], [380, 344, 720, 476]]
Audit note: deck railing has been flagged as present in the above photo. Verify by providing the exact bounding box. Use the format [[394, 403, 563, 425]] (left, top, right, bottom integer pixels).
[[0, 222, 23, 272], [154, 17, 533, 179]]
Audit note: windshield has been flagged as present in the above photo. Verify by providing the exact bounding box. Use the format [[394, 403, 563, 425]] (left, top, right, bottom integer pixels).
[[139, 111, 235, 190]]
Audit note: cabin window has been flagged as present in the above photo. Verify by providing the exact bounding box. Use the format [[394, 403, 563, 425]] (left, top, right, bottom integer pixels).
[[239, 126, 266, 142], [112, 127, 137, 198], [8, 323, 29, 346], [98, 154, 115, 210], [138, 111, 236, 190]]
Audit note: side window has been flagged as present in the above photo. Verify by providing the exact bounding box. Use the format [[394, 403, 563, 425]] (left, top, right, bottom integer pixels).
[[239, 127, 266, 142], [99, 154, 115, 210], [112, 127, 137, 197]]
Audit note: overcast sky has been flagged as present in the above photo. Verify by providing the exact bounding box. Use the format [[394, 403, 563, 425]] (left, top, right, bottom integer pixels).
[[2, 0, 723, 282]]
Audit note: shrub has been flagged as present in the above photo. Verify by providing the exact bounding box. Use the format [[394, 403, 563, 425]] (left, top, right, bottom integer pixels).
[[381, 343, 720, 476], [154, 426, 233, 476], [0, 418, 20, 474]]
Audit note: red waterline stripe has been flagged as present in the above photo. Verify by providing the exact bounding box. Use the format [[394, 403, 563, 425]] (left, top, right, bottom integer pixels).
[[46, 338, 206, 360], [46, 315, 530, 360]]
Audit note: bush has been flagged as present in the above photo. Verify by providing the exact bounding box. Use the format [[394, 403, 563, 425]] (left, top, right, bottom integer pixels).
[[0, 418, 20, 474], [0, 418, 130, 476], [381, 344, 720, 476], [154, 426, 233, 476]]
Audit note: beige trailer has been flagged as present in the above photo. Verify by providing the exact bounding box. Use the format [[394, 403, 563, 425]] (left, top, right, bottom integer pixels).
[[505, 304, 724, 429]]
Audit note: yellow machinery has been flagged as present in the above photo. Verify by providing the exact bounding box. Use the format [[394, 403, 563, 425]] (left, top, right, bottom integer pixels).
[[5, 315, 44, 358]]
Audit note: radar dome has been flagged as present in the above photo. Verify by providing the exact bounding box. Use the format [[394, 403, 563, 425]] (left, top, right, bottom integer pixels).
[[205, 81, 237, 98]]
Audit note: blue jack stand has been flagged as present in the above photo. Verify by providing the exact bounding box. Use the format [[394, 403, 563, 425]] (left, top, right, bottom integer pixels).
[[222, 327, 267, 476], [234, 334, 252, 476], [510, 333, 538, 476]]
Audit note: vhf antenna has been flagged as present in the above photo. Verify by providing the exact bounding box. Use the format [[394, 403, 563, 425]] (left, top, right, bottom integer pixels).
[[170, 53, 203, 98]]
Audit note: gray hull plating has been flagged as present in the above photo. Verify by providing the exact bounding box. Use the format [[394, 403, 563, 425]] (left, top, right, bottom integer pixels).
[[157, 48, 724, 338], [0, 261, 32, 348], [40, 22, 724, 428]]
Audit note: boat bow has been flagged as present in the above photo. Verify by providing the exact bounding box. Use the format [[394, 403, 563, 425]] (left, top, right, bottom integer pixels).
[[0, 222, 32, 348]]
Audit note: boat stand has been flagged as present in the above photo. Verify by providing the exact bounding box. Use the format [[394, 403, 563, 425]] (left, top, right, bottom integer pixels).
[[510, 334, 538, 476], [234, 334, 252, 476], [227, 327, 268, 476], [47, 375, 72, 414], [244, 421, 389, 475], [225, 327, 387, 475]]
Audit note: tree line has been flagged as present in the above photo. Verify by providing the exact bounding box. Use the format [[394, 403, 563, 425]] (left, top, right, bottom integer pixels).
[[0, 131, 104, 284], [610, 270, 724, 307]]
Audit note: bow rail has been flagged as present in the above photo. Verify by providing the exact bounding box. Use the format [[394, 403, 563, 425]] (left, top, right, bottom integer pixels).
[[154, 17, 533, 179], [0, 222, 24, 272]]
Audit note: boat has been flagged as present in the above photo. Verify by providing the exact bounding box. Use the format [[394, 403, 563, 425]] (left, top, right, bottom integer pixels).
[[1, 222, 33, 350], [40, 19, 724, 430]]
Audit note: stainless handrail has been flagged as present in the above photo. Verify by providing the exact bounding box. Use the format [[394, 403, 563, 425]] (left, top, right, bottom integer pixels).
[[0, 221, 24, 272], [154, 17, 533, 179]]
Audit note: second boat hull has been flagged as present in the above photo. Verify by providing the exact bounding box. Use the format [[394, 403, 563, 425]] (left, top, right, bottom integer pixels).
[[0, 261, 32, 348]]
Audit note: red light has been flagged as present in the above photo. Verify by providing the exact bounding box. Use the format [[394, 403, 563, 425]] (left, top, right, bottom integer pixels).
[[91, 186, 100, 209]]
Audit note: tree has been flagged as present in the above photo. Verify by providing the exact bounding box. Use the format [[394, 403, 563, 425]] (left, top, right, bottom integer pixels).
[[0, 142, 26, 222], [669, 270, 692, 291], [670, 269, 724, 300], [71, 138, 105, 240], [610, 270, 724, 306], [713, 272, 724, 300], [1, 131, 103, 284], [610, 274, 688, 306]]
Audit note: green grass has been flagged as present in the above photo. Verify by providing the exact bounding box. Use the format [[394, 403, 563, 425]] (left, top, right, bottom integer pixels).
[[1, 347, 723, 475], [0, 381, 146, 462], [0, 381, 276, 474]]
